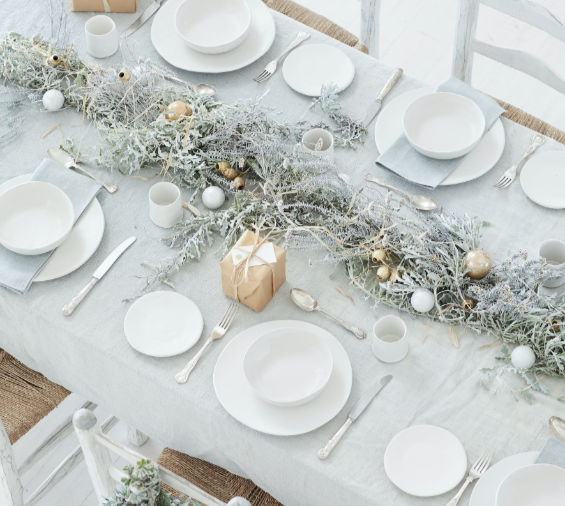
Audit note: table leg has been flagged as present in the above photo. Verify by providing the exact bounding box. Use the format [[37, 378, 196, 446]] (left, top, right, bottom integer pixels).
[[126, 425, 148, 447]]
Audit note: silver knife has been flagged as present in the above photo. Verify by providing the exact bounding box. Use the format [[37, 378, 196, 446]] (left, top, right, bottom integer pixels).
[[62, 237, 137, 316], [121, 0, 163, 39], [362, 68, 403, 128], [318, 374, 392, 459]]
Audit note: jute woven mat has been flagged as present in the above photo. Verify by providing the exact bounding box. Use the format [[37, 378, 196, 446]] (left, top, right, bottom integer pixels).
[[157, 447, 283, 506], [0, 349, 70, 444]]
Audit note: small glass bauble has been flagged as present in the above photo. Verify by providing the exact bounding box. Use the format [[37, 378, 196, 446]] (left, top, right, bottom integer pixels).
[[510, 345, 536, 370], [42, 89, 65, 111], [411, 288, 435, 312], [202, 186, 225, 210], [464, 249, 492, 279]]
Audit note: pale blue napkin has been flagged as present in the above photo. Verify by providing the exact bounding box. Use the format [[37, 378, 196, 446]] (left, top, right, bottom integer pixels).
[[536, 436, 565, 468], [376, 76, 506, 189], [0, 159, 101, 295]]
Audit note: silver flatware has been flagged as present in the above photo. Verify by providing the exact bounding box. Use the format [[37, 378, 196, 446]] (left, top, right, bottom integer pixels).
[[191, 83, 216, 97], [494, 134, 545, 188], [318, 375, 392, 459], [365, 173, 438, 211], [48, 148, 118, 194], [446, 449, 495, 506], [175, 302, 238, 384], [550, 416, 565, 442], [253, 30, 310, 83], [121, 0, 163, 39], [62, 237, 136, 316], [362, 68, 403, 127], [290, 288, 366, 339]]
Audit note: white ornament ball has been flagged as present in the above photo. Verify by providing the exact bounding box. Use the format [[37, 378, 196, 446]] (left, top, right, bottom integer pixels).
[[202, 186, 225, 210], [42, 89, 65, 111], [511, 345, 536, 370], [410, 288, 435, 313]]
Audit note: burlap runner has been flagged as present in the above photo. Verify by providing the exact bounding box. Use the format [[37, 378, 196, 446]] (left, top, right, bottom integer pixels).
[[0, 349, 70, 444], [157, 447, 283, 506]]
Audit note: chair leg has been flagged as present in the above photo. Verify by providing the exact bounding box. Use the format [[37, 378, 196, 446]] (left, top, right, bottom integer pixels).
[[452, 0, 480, 83], [126, 425, 149, 447], [360, 0, 381, 58], [0, 420, 24, 506]]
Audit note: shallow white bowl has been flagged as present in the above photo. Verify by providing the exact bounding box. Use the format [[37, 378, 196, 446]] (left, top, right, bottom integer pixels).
[[174, 0, 251, 54], [0, 182, 74, 255], [403, 92, 485, 159], [496, 464, 565, 506], [243, 327, 333, 407]]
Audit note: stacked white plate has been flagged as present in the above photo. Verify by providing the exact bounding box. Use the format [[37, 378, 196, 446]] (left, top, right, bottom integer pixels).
[[213, 320, 352, 435]]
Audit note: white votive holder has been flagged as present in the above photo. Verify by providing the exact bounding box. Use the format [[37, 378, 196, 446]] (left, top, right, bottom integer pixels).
[[539, 239, 565, 288], [149, 182, 183, 229], [302, 128, 334, 163], [85, 15, 119, 58], [372, 315, 408, 363]]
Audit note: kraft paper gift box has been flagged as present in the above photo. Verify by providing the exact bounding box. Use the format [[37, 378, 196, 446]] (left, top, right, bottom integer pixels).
[[70, 0, 137, 12], [220, 230, 286, 312]]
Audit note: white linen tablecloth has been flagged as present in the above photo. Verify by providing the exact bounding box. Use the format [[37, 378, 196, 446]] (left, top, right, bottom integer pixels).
[[0, 2, 564, 505]]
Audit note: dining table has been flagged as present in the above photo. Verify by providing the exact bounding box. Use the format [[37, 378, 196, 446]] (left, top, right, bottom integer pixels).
[[0, 1, 564, 505]]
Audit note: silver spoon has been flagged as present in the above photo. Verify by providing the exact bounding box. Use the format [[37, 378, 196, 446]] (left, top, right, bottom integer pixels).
[[290, 288, 366, 339], [550, 416, 565, 442], [365, 173, 438, 211], [192, 83, 216, 97]]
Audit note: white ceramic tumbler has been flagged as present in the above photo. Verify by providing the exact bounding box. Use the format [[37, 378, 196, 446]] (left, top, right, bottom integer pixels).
[[85, 15, 119, 58], [538, 239, 565, 288], [372, 315, 408, 363], [302, 128, 334, 163], [149, 182, 183, 229]]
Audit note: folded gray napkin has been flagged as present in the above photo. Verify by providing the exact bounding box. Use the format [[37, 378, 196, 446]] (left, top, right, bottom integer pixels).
[[0, 159, 101, 294], [376, 75, 506, 189], [536, 436, 565, 468]]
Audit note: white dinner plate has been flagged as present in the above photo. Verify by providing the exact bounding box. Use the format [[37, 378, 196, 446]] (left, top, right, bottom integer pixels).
[[282, 44, 355, 97], [374, 87, 505, 185], [214, 320, 352, 436], [151, 0, 275, 73], [469, 451, 539, 506], [520, 151, 565, 209], [384, 425, 467, 497], [0, 174, 104, 282], [124, 291, 203, 357]]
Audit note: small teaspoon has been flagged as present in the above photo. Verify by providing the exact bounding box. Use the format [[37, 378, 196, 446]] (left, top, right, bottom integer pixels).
[[365, 173, 438, 211], [549, 416, 565, 442]]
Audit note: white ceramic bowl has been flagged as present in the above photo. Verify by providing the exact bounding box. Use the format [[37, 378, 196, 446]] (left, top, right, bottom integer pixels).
[[403, 92, 485, 159], [174, 0, 251, 54], [243, 327, 333, 407], [0, 182, 74, 255], [496, 463, 565, 506]]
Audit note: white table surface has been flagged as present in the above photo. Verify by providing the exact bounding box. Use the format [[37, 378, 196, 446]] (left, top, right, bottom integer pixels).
[[0, 2, 563, 505]]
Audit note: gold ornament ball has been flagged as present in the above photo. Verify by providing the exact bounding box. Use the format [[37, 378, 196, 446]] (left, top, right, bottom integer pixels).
[[165, 100, 192, 121], [118, 69, 131, 82], [49, 54, 61, 67], [233, 176, 245, 191], [216, 161, 238, 180], [462, 298, 474, 310], [376, 265, 390, 281], [371, 249, 386, 263], [464, 249, 492, 279]]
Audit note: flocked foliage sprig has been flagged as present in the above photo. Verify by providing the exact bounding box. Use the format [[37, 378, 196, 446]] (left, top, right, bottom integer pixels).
[[2, 32, 564, 400]]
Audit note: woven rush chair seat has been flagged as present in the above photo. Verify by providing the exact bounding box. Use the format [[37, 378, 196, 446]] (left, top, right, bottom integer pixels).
[[157, 447, 284, 506]]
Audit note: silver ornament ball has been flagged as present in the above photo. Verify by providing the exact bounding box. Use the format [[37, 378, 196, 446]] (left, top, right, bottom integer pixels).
[[202, 186, 225, 210], [42, 89, 65, 111], [410, 288, 435, 312]]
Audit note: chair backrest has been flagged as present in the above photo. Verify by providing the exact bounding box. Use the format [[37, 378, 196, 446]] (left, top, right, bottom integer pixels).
[[73, 409, 251, 506], [452, 0, 565, 94], [360, 0, 382, 57]]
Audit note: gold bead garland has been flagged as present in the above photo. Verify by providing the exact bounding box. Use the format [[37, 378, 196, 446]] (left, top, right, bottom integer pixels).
[[118, 69, 131, 82], [233, 176, 245, 190], [216, 161, 238, 180], [49, 54, 61, 67]]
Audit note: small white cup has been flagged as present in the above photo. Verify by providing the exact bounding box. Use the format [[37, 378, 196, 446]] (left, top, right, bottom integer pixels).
[[85, 15, 119, 59], [149, 182, 183, 229], [538, 239, 565, 288], [372, 315, 408, 363], [302, 128, 334, 163]]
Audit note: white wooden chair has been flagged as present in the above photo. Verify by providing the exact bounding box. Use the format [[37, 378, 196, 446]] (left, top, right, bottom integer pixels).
[[360, 0, 382, 57], [73, 409, 251, 506], [453, 0, 565, 94]]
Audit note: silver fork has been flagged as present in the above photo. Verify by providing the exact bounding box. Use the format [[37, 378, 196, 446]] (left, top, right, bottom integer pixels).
[[446, 449, 495, 506], [494, 134, 545, 188], [253, 31, 310, 82], [175, 302, 238, 384]]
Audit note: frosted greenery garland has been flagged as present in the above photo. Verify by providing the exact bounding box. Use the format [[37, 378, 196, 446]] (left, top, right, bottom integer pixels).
[[1, 33, 564, 401]]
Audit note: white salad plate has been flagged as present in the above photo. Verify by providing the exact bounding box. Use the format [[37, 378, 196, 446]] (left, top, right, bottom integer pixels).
[[469, 451, 539, 506], [124, 291, 203, 358], [152, 0, 275, 73], [214, 320, 352, 436], [0, 174, 104, 281], [375, 87, 505, 185], [243, 327, 333, 407], [384, 425, 467, 497], [520, 151, 565, 209], [282, 44, 355, 97], [496, 463, 565, 506]]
